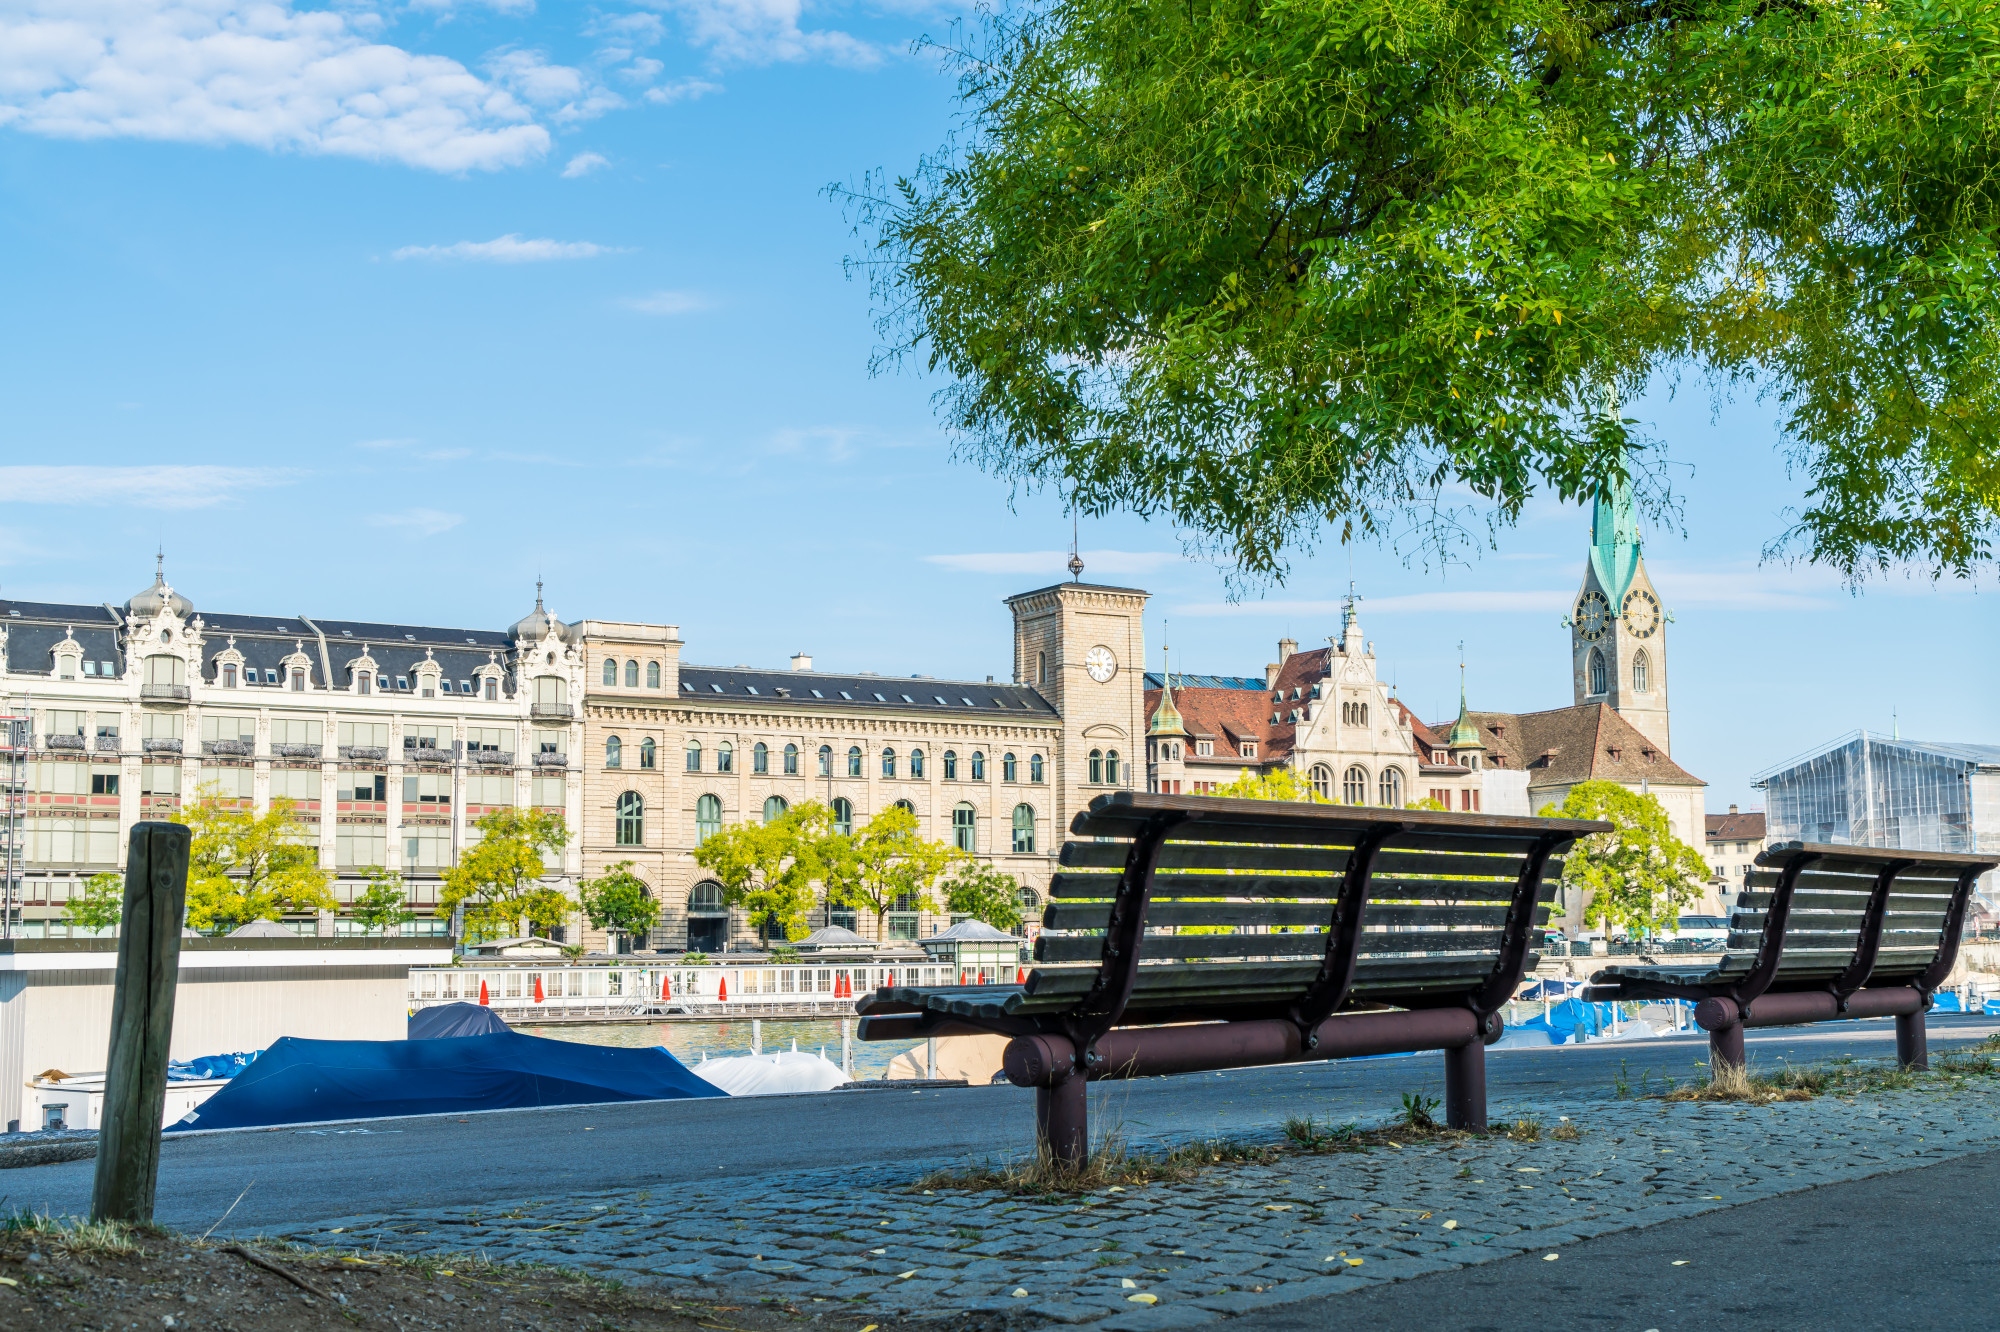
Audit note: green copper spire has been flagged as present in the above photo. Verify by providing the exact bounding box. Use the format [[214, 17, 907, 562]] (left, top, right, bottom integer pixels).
[[1446, 643, 1480, 748], [1588, 470, 1642, 603], [1148, 641, 1183, 736]]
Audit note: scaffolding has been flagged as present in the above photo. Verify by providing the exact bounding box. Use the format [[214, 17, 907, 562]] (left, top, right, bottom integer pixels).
[[0, 707, 25, 940]]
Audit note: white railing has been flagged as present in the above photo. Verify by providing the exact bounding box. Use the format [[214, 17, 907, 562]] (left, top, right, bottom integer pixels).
[[409, 959, 1023, 1017]]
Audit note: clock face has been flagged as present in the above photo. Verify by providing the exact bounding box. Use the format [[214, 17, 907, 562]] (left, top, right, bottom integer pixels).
[[1084, 645, 1118, 684], [1623, 589, 1661, 639], [1575, 591, 1611, 642]]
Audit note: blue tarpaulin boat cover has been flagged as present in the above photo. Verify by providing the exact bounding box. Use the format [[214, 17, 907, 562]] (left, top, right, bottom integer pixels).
[[168, 1031, 725, 1132], [408, 1002, 512, 1039]]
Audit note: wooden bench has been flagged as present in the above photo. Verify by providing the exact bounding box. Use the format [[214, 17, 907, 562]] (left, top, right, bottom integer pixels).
[[856, 792, 1607, 1163], [1586, 841, 1999, 1071]]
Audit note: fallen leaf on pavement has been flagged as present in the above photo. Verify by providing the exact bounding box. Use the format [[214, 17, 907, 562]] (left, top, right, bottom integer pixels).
[[1128, 1293, 1158, 1305]]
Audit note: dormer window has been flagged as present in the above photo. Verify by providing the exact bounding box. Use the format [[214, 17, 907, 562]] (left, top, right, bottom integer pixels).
[[290, 669, 306, 691], [222, 664, 237, 688], [1239, 740, 1257, 759], [483, 678, 498, 701], [395, 675, 409, 691], [1196, 739, 1213, 757]]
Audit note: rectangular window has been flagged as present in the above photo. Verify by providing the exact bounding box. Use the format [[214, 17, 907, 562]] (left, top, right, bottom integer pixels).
[[337, 721, 391, 750], [466, 773, 514, 806], [47, 709, 84, 738], [90, 771, 119, 796], [531, 775, 565, 808], [201, 714, 256, 747], [141, 764, 180, 796], [467, 727, 510, 756], [404, 825, 452, 870], [888, 913, 919, 941], [200, 766, 254, 799], [271, 718, 316, 748], [342, 772, 388, 803], [1195, 740, 1213, 757], [335, 826, 387, 868], [404, 725, 450, 757], [222, 663, 237, 687], [403, 772, 452, 805], [484, 677, 499, 701], [271, 768, 319, 801]]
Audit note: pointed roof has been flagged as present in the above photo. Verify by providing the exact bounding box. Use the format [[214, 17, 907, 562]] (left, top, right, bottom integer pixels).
[[1148, 648, 1184, 736], [1589, 472, 1643, 603]]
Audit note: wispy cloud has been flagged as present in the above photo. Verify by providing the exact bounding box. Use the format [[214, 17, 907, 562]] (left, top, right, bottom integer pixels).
[[928, 550, 1185, 576], [0, 465, 293, 510], [644, 76, 722, 105], [0, 1, 556, 172], [392, 234, 626, 262], [561, 150, 609, 177], [660, 0, 879, 68], [365, 507, 464, 536], [622, 289, 708, 314]]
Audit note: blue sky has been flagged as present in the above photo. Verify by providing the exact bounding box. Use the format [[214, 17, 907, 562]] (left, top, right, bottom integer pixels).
[[0, 0, 1991, 814]]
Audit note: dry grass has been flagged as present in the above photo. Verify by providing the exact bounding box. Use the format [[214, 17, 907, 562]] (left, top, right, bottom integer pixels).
[[3, 1212, 146, 1257], [915, 1135, 1280, 1196], [1658, 1034, 2000, 1105]]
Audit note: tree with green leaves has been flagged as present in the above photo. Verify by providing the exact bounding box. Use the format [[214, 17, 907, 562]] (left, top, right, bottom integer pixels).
[[175, 790, 336, 935], [351, 866, 417, 937], [824, 804, 962, 939], [579, 860, 662, 949], [941, 860, 1026, 933], [847, 0, 2000, 584], [1540, 782, 1708, 938], [62, 871, 124, 933], [441, 807, 572, 941], [694, 801, 838, 943], [1211, 768, 1328, 803]]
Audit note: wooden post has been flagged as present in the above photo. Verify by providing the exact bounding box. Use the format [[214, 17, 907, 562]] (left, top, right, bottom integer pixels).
[[91, 823, 190, 1224]]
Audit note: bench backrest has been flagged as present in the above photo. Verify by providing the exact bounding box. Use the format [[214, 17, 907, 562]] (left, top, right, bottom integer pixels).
[[1724, 841, 1995, 995], [1022, 792, 1604, 1025]]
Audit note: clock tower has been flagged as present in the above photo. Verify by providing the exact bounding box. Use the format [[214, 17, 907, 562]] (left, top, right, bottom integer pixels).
[[1569, 478, 1672, 754], [1008, 577, 1149, 835]]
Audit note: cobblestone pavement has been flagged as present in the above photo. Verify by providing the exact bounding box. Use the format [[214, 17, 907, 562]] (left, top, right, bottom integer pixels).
[[271, 1077, 2000, 1327]]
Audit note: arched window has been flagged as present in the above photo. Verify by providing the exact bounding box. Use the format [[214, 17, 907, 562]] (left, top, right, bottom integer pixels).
[[752, 741, 769, 774], [1104, 750, 1121, 785], [646, 661, 661, 689], [910, 748, 925, 778], [1378, 767, 1405, 808], [1030, 754, 1045, 783], [882, 747, 897, 778], [685, 741, 701, 772], [1632, 649, 1650, 692], [817, 744, 832, 777], [784, 743, 800, 775], [625, 660, 639, 688], [1036, 651, 1047, 684], [832, 797, 854, 835], [602, 659, 618, 686], [1310, 764, 1333, 800], [1588, 648, 1607, 695], [763, 795, 788, 822], [1012, 804, 1036, 854], [619, 791, 647, 846], [639, 737, 656, 769], [943, 750, 959, 780], [717, 741, 734, 773], [605, 735, 622, 768], [953, 802, 976, 852], [846, 745, 862, 777], [1002, 752, 1017, 782], [971, 751, 987, 781], [1342, 765, 1369, 805], [694, 793, 720, 842], [1089, 748, 1103, 784], [893, 798, 916, 814], [689, 881, 725, 913]]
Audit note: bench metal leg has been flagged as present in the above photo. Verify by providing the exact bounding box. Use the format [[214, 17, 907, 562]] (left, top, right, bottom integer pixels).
[[1896, 1011, 1929, 1070], [1709, 1021, 1745, 1074], [1037, 1076, 1087, 1168], [1443, 1039, 1485, 1132]]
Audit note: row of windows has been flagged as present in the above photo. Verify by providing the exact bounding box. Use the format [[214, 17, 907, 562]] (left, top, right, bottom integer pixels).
[[1585, 648, 1652, 696], [678, 740, 1048, 782], [1308, 763, 1406, 807], [689, 793, 1041, 853], [1087, 749, 1122, 784], [604, 736, 656, 769], [602, 659, 664, 689]]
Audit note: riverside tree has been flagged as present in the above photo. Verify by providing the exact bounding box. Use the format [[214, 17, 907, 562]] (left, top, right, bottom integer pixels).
[[1540, 781, 1708, 938], [351, 866, 417, 936], [824, 805, 962, 938], [693, 801, 838, 944], [579, 860, 662, 949], [848, 0, 2000, 582], [441, 807, 572, 941], [61, 871, 124, 933], [175, 789, 336, 935], [942, 860, 1027, 933], [1210, 768, 1327, 803]]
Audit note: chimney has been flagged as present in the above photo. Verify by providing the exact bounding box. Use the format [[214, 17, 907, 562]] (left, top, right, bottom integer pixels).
[[1277, 637, 1297, 664], [1265, 662, 1282, 688], [1729, 803, 1739, 815], [790, 653, 812, 671]]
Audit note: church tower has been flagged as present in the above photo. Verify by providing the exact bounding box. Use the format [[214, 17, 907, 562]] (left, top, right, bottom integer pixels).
[[1569, 477, 1671, 753]]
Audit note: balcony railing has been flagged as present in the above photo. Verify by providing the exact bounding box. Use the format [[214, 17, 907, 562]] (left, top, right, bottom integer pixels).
[[530, 703, 573, 720], [94, 736, 122, 754], [204, 739, 253, 757], [43, 734, 85, 752], [140, 683, 190, 702], [405, 746, 452, 765], [142, 738, 183, 755], [339, 745, 389, 762], [273, 743, 322, 759], [472, 750, 515, 766], [532, 751, 569, 768]]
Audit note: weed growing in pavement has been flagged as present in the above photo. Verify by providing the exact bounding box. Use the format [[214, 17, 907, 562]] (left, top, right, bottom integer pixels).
[[1658, 1038, 2000, 1105], [1506, 1117, 1542, 1142], [1399, 1092, 1441, 1131], [1613, 1059, 1633, 1099], [3, 1211, 147, 1256], [914, 1136, 1281, 1197]]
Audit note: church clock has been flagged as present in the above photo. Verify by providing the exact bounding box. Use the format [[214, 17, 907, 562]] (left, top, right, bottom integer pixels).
[[1574, 590, 1611, 642], [1622, 589, 1661, 639]]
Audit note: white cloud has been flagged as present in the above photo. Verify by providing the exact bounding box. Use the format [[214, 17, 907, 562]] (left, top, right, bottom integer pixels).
[[643, 76, 720, 104], [409, 0, 536, 13], [659, 0, 879, 67], [483, 48, 621, 124], [927, 550, 1185, 576], [0, 1, 562, 172], [0, 464, 292, 509], [584, 11, 667, 43], [621, 56, 664, 82], [622, 289, 707, 314], [365, 507, 463, 536], [561, 150, 608, 177], [392, 233, 625, 262]]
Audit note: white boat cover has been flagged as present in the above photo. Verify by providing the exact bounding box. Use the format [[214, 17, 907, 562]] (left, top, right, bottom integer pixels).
[[693, 1050, 848, 1096]]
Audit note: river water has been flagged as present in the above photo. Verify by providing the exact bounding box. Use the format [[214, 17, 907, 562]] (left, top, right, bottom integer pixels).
[[515, 1019, 917, 1080]]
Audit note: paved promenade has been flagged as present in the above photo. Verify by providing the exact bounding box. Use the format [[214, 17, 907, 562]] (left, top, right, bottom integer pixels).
[[271, 1058, 2000, 1327]]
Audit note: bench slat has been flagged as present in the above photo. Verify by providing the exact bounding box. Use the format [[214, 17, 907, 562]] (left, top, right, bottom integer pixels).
[[1049, 873, 1557, 903], [1033, 928, 1508, 965], [1041, 900, 1537, 931], [1055, 840, 1553, 877]]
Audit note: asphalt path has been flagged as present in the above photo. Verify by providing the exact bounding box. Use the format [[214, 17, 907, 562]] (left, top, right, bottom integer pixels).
[[7, 1015, 1996, 1235], [1231, 1144, 2000, 1331]]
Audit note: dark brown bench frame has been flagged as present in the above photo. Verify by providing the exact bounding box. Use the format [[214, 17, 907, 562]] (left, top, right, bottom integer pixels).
[[1586, 840, 1998, 1071], [857, 792, 1606, 1164]]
